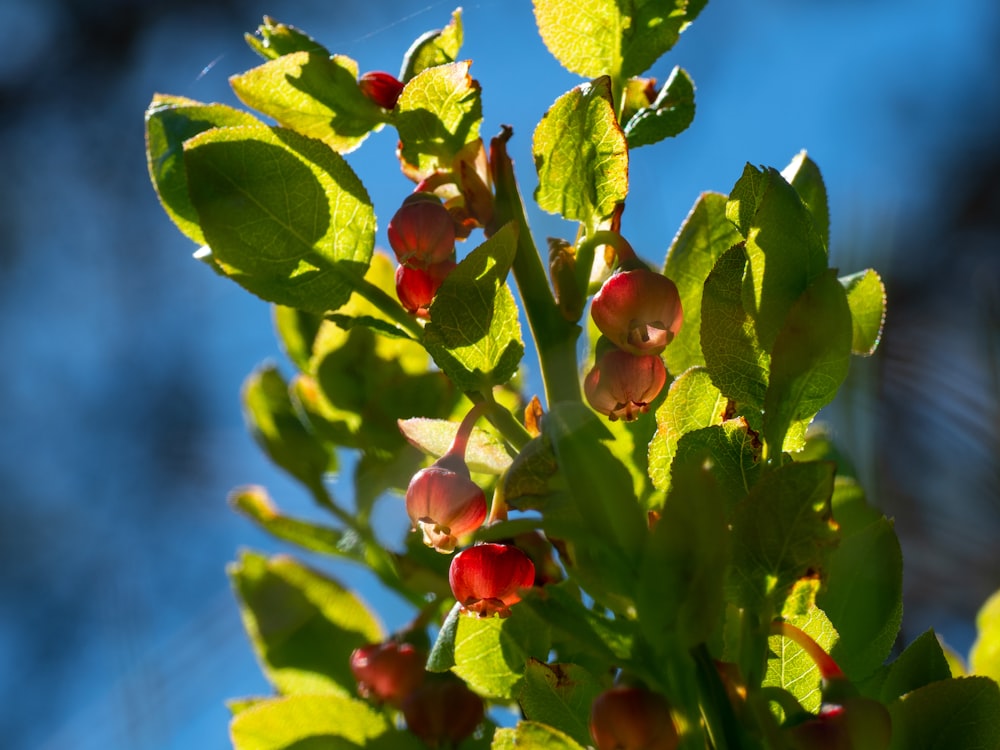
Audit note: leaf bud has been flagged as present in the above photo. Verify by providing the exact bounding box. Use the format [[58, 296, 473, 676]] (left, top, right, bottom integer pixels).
[[395, 259, 456, 318], [449, 542, 535, 618], [358, 71, 405, 110], [349, 641, 425, 707], [591, 268, 683, 356], [405, 453, 487, 553], [387, 196, 456, 269], [402, 673, 485, 748], [584, 347, 667, 422], [590, 685, 679, 750]]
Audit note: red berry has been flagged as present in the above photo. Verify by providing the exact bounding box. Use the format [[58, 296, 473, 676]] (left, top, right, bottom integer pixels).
[[402, 674, 485, 748], [349, 641, 425, 707], [406, 453, 487, 553], [395, 259, 455, 318], [591, 268, 683, 356], [449, 543, 535, 618], [358, 71, 404, 110], [590, 685, 679, 750], [387, 197, 456, 269], [584, 348, 667, 422]]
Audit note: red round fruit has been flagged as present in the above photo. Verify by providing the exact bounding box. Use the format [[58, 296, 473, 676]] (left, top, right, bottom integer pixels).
[[584, 348, 667, 422], [590, 685, 679, 750], [349, 641, 425, 707], [448, 543, 535, 618], [591, 268, 683, 356]]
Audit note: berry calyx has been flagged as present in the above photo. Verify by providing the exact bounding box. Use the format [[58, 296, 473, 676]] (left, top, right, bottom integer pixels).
[[584, 347, 667, 422], [358, 71, 404, 110], [349, 641, 425, 707], [591, 268, 683, 356], [402, 673, 485, 748], [395, 259, 456, 318], [589, 685, 679, 750], [387, 195, 456, 269], [449, 542, 535, 617]]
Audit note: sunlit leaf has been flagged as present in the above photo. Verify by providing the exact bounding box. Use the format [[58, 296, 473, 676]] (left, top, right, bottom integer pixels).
[[230, 486, 345, 556], [400, 8, 463, 82], [970, 588, 1000, 682], [244, 17, 330, 61], [781, 151, 829, 250], [518, 660, 603, 748], [398, 417, 513, 474], [766, 604, 839, 713], [624, 66, 696, 148], [452, 608, 551, 700], [230, 694, 389, 750], [840, 268, 887, 356]]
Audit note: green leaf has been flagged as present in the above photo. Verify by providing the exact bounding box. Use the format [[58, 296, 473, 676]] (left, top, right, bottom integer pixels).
[[492, 721, 586, 750], [452, 608, 551, 700], [726, 165, 828, 351], [395, 61, 482, 180], [183, 124, 374, 313], [397, 417, 513, 474], [766, 605, 839, 713], [519, 660, 604, 748], [781, 151, 829, 250], [400, 8, 463, 82], [670, 419, 763, 511], [427, 602, 463, 673], [273, 305, 323, 372], [230, 486, 345, 556], [325, 312, 416, 341], [424, 224, 524, 393], [881, 630, 953, 703], [501, 433, 560, 509], [762, 270, 853, 452], [532, 76, 628, 224], [970, 588, 1000, 681], [229, 551, 384, 696], [244, 17, 330, 60], [144, 95, 260, 245], [728, 461, 838, 614], [242, 363, 333, 492], [701, 243, 770, 407], [817, 514, 902, 681], [841, 268, 887, 356], [888, 677, 1000, 750], [230, 52, 385, 153], [230, 694, 389, 750], [532, 0, 703, 79], [663, 192, 744, 374], [623, 66, 696, 148], [637, 460, 729, 650]]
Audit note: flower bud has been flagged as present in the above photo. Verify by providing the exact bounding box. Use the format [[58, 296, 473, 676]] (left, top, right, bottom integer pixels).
[[406, 453, 487, 553], [395, 259, 456, 318], [358, 71, 404, 110], [387, 196, 456, 269], [402, 673, 485, 748], [584, 348, 667, 422], [449, 542, 535, 618], [591, 268, 683, 356], [349, 641, 425, 707], [590, 685, 679, 750]]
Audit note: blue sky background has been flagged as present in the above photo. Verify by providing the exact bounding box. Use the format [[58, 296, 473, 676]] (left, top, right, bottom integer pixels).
[[1, 1, 998, 748]]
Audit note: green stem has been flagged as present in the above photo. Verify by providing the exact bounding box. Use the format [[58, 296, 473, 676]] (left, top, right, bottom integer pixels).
[[692, 644, 746, 750], [490, 127, 582, 408], [350, 276, 425, 340], [466, 390, 533, 451]]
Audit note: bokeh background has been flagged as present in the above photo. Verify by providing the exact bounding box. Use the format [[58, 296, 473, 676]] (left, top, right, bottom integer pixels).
[[2, 0, 998, 747]]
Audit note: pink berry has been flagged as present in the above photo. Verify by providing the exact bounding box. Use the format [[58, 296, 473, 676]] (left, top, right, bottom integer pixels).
[[405, 454, 487, 554], [584, 348, 667, 422], [395, 259, 455, 318], [449, 543, 535, 618], [591, 268, 683, 356], [349, 641, 425, 707]]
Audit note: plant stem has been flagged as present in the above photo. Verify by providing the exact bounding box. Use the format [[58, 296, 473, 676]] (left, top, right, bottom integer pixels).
[[490, 127, 583, 408], [770, 620, 845, 681]]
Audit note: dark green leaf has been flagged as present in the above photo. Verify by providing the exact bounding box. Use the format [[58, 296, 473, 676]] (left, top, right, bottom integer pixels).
[[762, 270, 853, 452], [624, 66, 696, 148], [424, 224, 524, 393], [818, 517, 902, 681], [701, 243, 770, 407], [533, 76, 628, 224], [501, 433, 560, 510], [184, 124, 374, 312], [244, 17, 330, 60], [726, 165, 828, 351], [841, 268, 887, 356], [241, 363, 333, 492], [228, 551, 383, 696], [230, 52, 385, 153], [663, 192, 744, 374], [881, 630, 953, 703], [144, 95, 260, 245], [395, 61, 482, 180], [781, 151, 829, 250], [519, 660, 604, 748], [229, 694, 389, 750], [728, 461, 838, 614], [324, 312, 415, 341], [888, 677, 1000, 750], [273, 305, 323, 373], [400, 8, 463, 82], [427, 602, 463, 672]]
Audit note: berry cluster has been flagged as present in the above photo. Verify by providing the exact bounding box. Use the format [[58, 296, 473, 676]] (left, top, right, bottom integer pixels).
[[584, 239, 683, 421]]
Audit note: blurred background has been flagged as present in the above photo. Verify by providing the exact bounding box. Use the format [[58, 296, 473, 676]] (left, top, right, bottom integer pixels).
[[1, 0, 998, 747]]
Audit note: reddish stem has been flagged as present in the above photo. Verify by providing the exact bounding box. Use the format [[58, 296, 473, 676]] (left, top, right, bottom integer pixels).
[[770, 620, 845, 681], [446, 401, 489, 460]]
